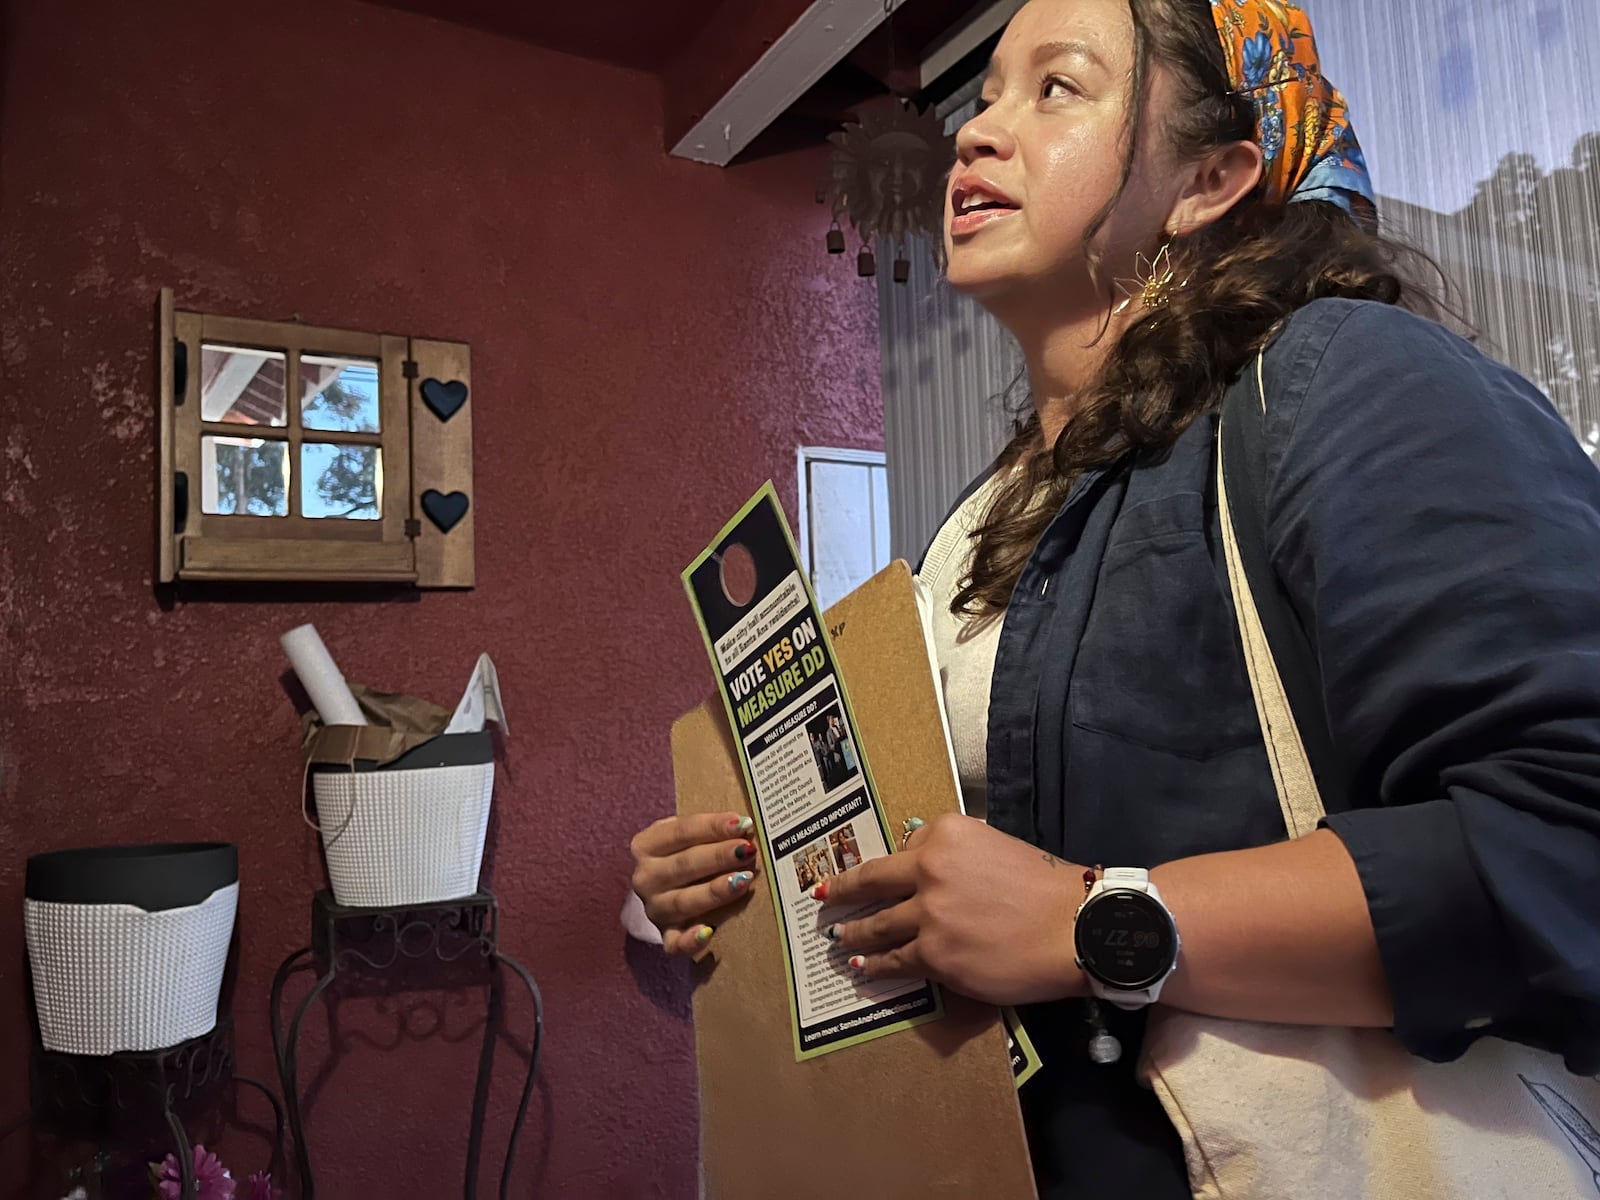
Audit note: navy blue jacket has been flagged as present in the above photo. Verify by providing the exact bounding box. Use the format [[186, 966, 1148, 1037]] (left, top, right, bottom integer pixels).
[[950, 298, 1600, 1198]]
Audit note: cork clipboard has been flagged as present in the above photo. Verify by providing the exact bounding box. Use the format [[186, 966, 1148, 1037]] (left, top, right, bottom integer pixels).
[[672, 560, 1038, 1200]]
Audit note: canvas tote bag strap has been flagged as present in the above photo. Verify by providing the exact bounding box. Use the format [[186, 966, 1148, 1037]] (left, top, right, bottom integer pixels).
[[1217, 352, 1327, 837]]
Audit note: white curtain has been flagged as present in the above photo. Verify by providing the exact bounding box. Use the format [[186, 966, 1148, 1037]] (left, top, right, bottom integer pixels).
[[879, 100, 1017, 564]]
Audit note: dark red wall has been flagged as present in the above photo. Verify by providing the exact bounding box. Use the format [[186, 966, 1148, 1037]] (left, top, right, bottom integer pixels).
[[0, 0, 881, 1194]]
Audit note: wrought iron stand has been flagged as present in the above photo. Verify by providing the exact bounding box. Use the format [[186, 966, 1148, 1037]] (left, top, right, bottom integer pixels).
[[26, 1017, 284, 1198], [269, 889, 543, 1199]]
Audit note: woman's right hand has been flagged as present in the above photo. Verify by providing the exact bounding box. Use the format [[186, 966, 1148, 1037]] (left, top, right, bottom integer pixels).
[[629, 811, 761, 956]]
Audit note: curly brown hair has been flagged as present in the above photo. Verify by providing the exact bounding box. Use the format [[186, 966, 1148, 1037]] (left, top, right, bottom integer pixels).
[[954, 0, 1441, 617]]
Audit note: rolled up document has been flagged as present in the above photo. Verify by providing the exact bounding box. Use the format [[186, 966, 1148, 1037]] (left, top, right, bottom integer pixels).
[[281, 624, 367, 726]]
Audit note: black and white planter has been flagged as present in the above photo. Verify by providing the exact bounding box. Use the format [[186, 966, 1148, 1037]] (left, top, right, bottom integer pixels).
[[24, 843, 238, 1056], [311, 731, 493, 908]]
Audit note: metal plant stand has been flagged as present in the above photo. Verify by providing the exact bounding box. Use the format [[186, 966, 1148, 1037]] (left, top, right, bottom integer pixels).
[[269, 889, 543, 1199], [26, 1017, 284, 1198]]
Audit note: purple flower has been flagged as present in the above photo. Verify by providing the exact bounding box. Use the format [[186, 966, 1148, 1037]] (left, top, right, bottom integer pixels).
[[153, 1145, 235, 1200], [244, 1172, 276, 1200]]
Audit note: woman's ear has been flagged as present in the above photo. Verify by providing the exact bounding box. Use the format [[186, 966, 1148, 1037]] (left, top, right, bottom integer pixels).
[[1166, 139, 1264, 235]]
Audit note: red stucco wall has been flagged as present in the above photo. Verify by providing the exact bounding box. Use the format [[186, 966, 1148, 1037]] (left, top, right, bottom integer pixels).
[[0, 1, 882, 1194]]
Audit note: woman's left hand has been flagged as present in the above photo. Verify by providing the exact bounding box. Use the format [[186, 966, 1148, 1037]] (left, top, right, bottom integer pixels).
[[820, 813, 1088, 1006]]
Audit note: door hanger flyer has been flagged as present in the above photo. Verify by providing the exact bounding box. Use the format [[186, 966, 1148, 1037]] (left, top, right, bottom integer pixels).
[[1003, 1006, 1042, 1087], [682, 482, 943, 1060]]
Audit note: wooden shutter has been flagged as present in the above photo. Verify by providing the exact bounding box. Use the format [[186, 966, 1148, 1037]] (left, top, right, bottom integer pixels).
[[407, 338, 475, 588]]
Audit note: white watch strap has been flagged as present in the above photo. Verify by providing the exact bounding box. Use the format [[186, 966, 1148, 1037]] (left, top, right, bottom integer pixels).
[[1100, 866, 1150, 892]]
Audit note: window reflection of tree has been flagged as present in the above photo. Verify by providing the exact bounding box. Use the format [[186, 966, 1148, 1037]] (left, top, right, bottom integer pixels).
[[1386, 130, 1600, 457], [217, 372, 380, 519], [306, 375, 380, 520], [313, 448, 379, 520], [303, 368, 378, 433], [215, 441, 284, 516]]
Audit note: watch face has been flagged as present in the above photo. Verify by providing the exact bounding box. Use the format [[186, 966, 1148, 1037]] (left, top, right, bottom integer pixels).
[[1073, 888, 1178, 990]]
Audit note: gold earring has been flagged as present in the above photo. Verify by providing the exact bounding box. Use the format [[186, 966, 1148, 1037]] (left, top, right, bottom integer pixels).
[[1113, 237, 1182, 315]]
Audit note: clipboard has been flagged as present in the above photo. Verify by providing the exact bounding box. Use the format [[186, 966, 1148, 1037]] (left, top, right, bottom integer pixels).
[[672, 560, 1038, 1199]]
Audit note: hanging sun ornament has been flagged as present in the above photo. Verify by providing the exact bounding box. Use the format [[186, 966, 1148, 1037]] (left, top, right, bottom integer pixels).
[[818, 95, 955, 283]]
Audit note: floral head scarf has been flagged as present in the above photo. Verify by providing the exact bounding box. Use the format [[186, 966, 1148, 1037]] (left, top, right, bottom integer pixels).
[[1209, 0, 1376, 221]]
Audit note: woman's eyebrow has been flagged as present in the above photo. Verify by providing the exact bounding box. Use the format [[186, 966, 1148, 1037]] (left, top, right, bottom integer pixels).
[[985, 38, 1108, 88]]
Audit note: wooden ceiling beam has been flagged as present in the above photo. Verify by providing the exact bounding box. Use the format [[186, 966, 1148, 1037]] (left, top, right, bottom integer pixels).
[[663, 0, 905, 166], [843, 0, 994, 95], [662, 0, 1020, 166]]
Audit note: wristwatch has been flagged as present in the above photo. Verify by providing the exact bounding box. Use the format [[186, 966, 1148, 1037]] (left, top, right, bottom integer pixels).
[[1073, 867, 1181, 1010]]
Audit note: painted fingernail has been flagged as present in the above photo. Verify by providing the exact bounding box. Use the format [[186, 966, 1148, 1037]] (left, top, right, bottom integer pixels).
[[734, 840, 757, 862], [811, 880, 829, 902], [825, 924, 843, 941], [728, 816, 754, 836], [728, 871, 754, 892], [848, 955, 867, 971], [694, 925, 715, 947]]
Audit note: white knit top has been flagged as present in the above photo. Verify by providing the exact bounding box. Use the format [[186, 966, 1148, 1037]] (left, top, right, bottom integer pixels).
[[915, 473, 1008, 821]]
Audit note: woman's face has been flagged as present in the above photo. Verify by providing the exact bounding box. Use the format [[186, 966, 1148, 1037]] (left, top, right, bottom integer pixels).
[[944, 0, 1183, 311]]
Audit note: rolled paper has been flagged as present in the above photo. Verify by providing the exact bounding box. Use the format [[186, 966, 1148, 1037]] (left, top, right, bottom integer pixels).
[[280, 624, 367, 726]]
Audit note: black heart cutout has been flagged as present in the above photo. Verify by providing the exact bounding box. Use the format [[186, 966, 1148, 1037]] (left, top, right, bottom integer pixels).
[[421, 489, 470, 533], [421, 377, 469, 422]]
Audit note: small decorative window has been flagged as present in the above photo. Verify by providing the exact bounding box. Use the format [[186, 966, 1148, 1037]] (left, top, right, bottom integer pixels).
[[156, 289, 474, 587]]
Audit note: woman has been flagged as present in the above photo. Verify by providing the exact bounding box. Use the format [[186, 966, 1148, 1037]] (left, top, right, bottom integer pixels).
[[834, 717, 859, 774], [628, 0, 1600, 1193], [824, 718, 844, 783], [809, 731, 828, 785]]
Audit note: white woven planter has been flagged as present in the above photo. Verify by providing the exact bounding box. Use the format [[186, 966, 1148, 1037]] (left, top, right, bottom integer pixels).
[[313, 761, 493, 907], [25, 881, 238, 1056]]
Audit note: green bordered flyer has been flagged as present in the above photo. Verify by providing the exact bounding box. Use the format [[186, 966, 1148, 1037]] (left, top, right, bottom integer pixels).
[[1003, 1006, 1042, 1087], [682, 482, 944, 1060]]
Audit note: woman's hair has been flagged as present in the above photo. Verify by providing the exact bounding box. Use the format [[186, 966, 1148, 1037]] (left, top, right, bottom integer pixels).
[[954, 0, 1440, 617]]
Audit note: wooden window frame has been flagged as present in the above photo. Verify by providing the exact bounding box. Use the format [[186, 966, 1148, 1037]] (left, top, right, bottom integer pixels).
[[156, 289, 474, 587]]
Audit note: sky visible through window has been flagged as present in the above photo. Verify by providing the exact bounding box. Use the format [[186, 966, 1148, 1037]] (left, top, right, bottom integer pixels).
[[1305, 0, 1598, 214]]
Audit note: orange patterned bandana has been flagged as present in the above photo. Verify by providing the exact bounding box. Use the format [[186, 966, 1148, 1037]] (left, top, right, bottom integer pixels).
[[1209, 0, 1376, 220]]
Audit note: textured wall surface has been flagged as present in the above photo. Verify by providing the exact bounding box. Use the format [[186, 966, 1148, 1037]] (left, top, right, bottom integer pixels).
[[0, 1, 881, 1194]]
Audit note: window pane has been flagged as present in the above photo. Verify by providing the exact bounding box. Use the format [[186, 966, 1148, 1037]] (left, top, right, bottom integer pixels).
[[301, 355, 380, 433], [302, 443, 381, 520], [202, 436, 288, 516], [807, 458, 878, 611], [200, 344, 287, 427]]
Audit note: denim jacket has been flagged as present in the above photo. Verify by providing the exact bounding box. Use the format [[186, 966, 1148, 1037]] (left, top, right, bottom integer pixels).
[[947, 298, 1600, 1197]]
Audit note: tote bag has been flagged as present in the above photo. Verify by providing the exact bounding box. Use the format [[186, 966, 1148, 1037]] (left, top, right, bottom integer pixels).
[[1136, 352, 1600, 1200]]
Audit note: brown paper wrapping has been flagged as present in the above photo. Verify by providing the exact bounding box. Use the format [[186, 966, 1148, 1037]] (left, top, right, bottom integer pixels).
[[300, 683, 454, 771]]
